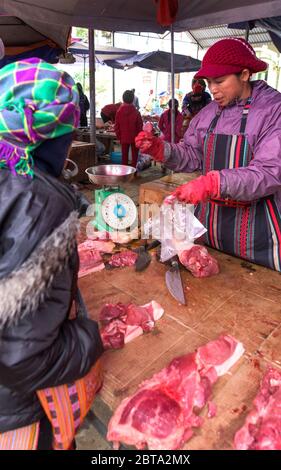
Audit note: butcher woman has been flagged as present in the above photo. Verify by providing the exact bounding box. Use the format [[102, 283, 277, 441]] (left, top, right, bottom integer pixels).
[[136, 38, 281, 271]]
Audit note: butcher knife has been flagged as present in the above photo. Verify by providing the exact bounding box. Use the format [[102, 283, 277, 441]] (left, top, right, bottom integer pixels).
[[135, 240, 161, 272], [165, 257, 186, 305]]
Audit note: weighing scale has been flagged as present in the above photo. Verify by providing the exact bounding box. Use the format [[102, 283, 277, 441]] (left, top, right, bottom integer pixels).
[[85, 164, 137, 232]]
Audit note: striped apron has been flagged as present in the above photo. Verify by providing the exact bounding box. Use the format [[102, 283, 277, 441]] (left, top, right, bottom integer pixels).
[[196, 98, 281, 271]]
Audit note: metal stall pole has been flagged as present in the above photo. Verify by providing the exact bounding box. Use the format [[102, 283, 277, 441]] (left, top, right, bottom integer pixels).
[[88, 27, 97, 164], [112, 31, 116, 103], [83, 55, 86, 90], [171, 24, 175, 144]]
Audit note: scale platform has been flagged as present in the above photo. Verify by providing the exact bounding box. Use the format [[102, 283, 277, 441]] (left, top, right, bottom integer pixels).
[[85, 165, 138, 232]]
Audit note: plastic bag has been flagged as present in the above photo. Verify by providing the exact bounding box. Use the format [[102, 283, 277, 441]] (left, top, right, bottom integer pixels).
[[142, 202, 206, 262]]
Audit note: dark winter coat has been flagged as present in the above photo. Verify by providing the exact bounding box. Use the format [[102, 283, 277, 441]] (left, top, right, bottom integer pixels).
[[115, 103, 143, 144], [79, 92, 90, 127], [0, 168, 103, 433]]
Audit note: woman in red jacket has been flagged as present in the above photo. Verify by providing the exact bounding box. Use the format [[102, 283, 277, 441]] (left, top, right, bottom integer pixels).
[[115, 90, 143, 167], [158, 98, 184, 143]]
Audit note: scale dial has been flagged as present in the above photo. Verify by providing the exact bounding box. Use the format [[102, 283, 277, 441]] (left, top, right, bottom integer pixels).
[[101, 192, 137, 230]]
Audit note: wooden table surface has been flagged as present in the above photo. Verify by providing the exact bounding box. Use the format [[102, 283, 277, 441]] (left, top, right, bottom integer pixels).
[[78, 243, 281, 450]]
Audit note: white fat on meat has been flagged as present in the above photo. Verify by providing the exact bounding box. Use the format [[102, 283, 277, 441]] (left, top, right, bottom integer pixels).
[[107, 334, 244, 450], [196, 334, 245, 377], [99, 301, 164, 349]]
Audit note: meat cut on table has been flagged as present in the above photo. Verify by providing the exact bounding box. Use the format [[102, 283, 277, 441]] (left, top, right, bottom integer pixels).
[[78, 247, 105, 277], [78, 239, 115, 277], [234, 367, 281, 450], [79, 239, 115, 253], [108, 250, 138, 268], [99, 301, 164, 349], [107, 334, 244, 450], [178, 245, 219, 278]]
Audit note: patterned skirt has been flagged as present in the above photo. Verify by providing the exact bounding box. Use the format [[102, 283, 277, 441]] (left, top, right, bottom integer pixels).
[[0, 359, 103, 450]]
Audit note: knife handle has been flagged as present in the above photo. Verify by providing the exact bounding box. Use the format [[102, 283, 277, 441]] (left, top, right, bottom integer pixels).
[[146, 239, 161, 251], [171, 259, 179, 269]]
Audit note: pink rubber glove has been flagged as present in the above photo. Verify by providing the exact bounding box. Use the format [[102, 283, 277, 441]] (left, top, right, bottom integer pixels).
[[172, 171, 220, 204], [135, 131, 164, 162]]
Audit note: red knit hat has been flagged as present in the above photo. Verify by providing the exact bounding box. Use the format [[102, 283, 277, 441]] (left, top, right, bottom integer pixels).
[[194, 38, 267, 79]]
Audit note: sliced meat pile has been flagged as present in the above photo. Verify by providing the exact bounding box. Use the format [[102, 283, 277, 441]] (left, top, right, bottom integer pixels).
[[178, 245, 219, 278], [108, 250, 138, 268], [99, 301, 164, 349], [234, 367, 281, 450], [107, 334, 244, 450], [78, 239, 115, 277]]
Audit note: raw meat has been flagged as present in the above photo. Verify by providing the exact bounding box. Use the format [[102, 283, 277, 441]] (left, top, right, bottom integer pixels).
[[78, 239, 115, 277], [99, 301, 164, 349], [100, 303, 127, 324], [107, 334, 244, 450], [78, 239, 115, 253], [78, 245, 105, 277], [178, 245, 219, 278], [108, 250, 138, 268], [234, 367, 281, 450], [196, 334, 245, 377]]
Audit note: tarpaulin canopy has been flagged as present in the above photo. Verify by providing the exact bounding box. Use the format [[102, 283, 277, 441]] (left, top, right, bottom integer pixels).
[[69, 42, 137, 62], [104, 50, 201, 73], [1, 1, 281, 32], [0, 14, 70, 48], [228, 16, 281, 52], [0, 15, 70, 66]]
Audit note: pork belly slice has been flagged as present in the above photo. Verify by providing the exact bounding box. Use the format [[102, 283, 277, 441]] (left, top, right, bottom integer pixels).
[[78, 246, 105, 277], [78, 239, 115, 253], [99, 301, 164, 350], [107, 334, 244, 450]]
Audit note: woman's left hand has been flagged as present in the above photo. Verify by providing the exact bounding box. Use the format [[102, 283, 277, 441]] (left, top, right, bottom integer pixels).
[[172, 171, 220, 204]]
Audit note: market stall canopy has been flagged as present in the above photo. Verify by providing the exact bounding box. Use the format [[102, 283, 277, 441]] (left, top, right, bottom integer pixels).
[[104, 50, 201, 73], [1, 1, 281, 32], [228, 16, 281, 52], [69, 41, 137, 62], [186, 23, 274, 50], [0, 14, 70, 66]]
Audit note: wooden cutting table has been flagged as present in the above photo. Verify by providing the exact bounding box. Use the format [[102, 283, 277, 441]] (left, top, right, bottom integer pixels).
[[96, 130, 118, 156], [69, 140, 96, 182], [78, 240, 281, 450]]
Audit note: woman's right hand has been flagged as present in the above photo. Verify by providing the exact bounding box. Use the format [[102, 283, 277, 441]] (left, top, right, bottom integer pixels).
[[135, 131, 164, 162]]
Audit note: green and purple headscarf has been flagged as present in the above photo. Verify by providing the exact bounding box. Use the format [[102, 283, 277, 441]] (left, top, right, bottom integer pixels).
[[0, 58, 80, 178]]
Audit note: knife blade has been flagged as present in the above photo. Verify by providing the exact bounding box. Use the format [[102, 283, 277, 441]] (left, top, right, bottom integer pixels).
[[165, 258, 186, 305]]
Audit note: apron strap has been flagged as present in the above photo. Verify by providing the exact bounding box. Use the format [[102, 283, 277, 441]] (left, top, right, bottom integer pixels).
[[207, 97, 252, 135], [239, 97, 252, 134], [207, 110, 222, 133]]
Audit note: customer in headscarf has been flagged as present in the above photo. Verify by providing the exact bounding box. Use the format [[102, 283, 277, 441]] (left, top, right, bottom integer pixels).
[[0, 58, 116, 450]]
